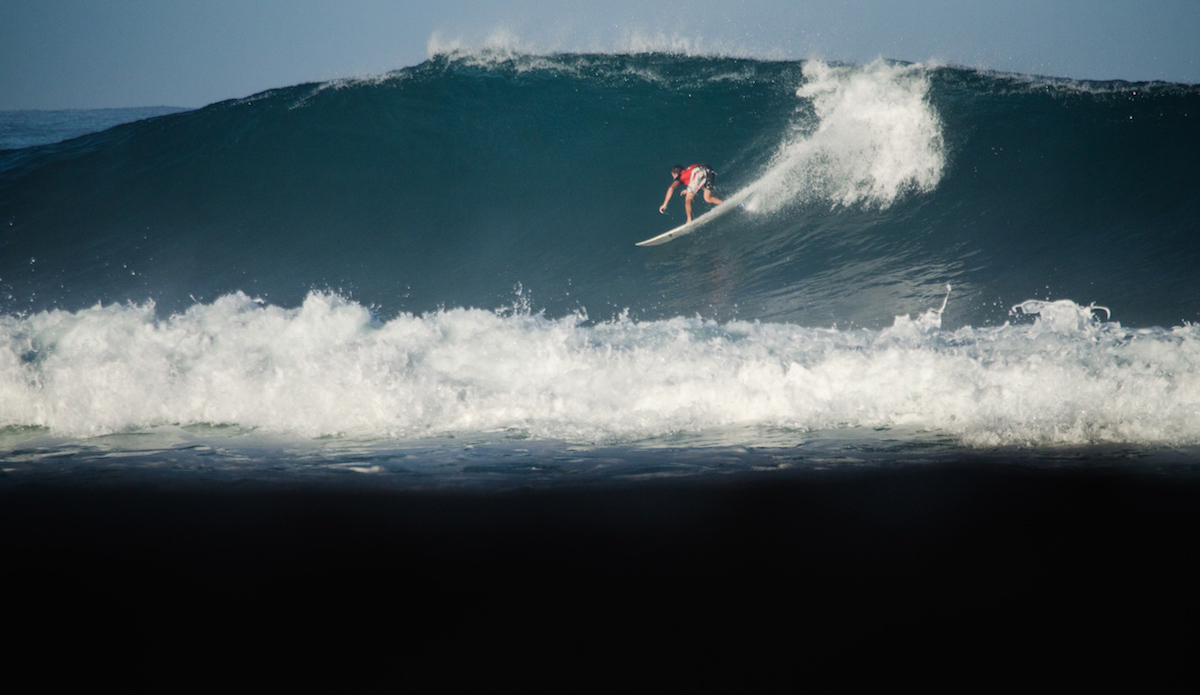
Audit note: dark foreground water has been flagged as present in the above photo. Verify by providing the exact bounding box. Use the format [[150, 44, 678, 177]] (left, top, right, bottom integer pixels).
[[5, 455, 1198, 677]]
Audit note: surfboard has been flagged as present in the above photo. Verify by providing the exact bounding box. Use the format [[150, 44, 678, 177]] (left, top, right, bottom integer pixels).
[[636, 189, 753, 246]]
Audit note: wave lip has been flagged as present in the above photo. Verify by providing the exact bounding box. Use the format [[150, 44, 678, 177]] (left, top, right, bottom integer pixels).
[[749, 59, 945, 213]]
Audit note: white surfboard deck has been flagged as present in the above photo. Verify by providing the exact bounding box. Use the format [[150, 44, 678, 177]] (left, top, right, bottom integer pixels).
[[636, 189, 753, 246]]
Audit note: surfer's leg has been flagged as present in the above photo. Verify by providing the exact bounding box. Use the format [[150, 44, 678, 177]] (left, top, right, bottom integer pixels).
[[684, 191, 695, 222], [703, 189, 724, 205]]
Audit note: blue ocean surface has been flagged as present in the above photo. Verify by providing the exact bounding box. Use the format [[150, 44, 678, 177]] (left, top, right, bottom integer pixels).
[[0, 106, 190, 151], [2, 51, 1199, 487]]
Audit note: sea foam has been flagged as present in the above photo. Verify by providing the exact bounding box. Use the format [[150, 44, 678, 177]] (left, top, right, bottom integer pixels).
[[748, 59, 945, 212], [3, 291, 1198, 448]]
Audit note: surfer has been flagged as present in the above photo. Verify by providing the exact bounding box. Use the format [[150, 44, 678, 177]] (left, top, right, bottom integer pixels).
[[659, 164, 724, 223]]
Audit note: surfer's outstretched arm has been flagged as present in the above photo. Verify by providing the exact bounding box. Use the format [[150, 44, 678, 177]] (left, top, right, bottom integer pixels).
[[659, 180, 681, 213]]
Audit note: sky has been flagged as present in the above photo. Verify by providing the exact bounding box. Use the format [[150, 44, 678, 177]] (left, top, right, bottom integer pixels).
[[2, 0, 1197, 110]]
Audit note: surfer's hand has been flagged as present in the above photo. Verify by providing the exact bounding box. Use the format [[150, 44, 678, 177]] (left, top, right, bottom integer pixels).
[[658, 204, 667, 214]]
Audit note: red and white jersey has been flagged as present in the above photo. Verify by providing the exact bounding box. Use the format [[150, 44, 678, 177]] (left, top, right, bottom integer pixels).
[[679, 164, 707, 186]]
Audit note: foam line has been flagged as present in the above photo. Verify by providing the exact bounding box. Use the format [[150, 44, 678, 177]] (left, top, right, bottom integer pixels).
[[3, 292, 1198, 447]]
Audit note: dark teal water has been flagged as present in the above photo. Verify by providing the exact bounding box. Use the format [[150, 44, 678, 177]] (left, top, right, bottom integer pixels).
[[2, 53, 1199, 473], [3, 54, 1196, 329]]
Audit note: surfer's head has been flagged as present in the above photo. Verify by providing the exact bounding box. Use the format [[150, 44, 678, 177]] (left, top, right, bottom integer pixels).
[[671, 165, 684, 180]]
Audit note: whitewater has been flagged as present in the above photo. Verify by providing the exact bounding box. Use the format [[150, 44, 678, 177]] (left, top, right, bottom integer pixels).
[[4, 289, 1200, 447], [2, 51, 1199, 483]]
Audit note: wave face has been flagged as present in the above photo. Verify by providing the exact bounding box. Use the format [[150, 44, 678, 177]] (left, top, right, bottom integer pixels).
[[2, 53, 1199, 451]]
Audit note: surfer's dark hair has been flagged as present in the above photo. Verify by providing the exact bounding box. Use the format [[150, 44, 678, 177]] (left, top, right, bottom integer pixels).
[[671, 165, 684, 178]]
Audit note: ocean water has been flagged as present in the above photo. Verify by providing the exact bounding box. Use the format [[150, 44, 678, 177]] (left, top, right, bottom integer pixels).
[[4, 50, 1199, 647], [3, 52, 1198, 483], [0, 106, 189, 151]]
